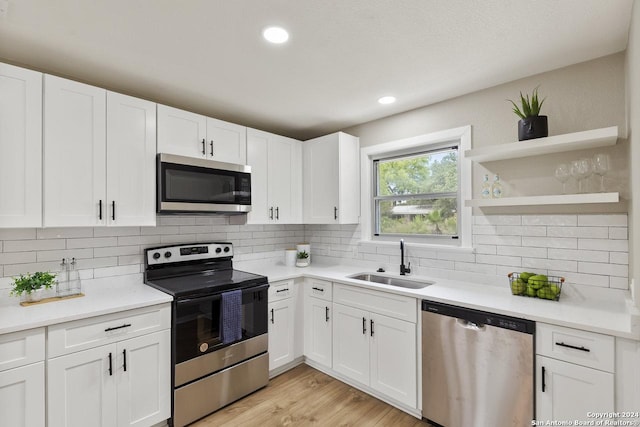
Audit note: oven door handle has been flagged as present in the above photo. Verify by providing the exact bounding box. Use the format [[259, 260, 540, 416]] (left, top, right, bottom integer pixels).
[[175, 283, 270, 305]]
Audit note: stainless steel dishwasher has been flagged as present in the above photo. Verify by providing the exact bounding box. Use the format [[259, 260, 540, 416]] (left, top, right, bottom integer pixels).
[[422, 300, 535, 427]]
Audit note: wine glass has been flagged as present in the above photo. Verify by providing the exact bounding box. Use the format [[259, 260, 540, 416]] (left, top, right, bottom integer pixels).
[[554, 163, 571, 194], [571, 159, 592, 193], [592, 153, 609, 192], [578, 158, 593, 193]]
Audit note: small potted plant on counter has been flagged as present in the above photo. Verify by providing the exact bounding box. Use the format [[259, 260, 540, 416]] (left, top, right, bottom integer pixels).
[[508, 86, 548, 141], [296, 251, 310, 267], [10, 271, 57, 303]]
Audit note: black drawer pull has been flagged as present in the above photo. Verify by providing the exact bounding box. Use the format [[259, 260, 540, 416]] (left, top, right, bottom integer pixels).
[[555, 341, 590, 352], [104, 323, 132, 332], [271, 308, 274, 324], [541, 366, 546, 392], [325, 306, 329, 322], [108, 352, 113, 376], [312, 287, 324, 292], [123, 349, 127, 372], [276, 288, 289, 293]]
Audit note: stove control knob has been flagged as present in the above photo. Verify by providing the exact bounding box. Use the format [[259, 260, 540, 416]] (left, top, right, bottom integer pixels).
[[215, 247, 222, 254], [164, 251, 172, 259], [223, 246, 230, 253], [152, 252, 161, 260]]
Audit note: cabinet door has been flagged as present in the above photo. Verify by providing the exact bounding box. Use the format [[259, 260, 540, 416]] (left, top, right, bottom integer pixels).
[[48, 345, 117, 427], [304, 295, 332, 369], [369, 313, 416, 407], [246, 129, 270, 224], [157, 104, 207, 158], [116, 330, 170, 427], [206, 117, 246, 164], [268, 299, 295, 371], [0, 362, 45, 427], [303, 134, 339, 223], [44, 75, 107, 227], [536, 355, 614, 422], [106, 92, 156, 227], [0, 63, 42, 228], [269, 135, 301, 224], [332, 303, 369, 385]]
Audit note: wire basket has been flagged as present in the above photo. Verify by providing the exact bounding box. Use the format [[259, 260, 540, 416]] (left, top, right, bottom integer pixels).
[[507, 272, 564, 301]]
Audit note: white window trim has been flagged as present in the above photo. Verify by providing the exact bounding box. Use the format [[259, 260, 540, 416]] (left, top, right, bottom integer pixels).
[[360, 125, 472, 249]]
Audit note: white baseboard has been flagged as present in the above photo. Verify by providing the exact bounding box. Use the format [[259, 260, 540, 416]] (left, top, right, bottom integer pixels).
[[268, 356, 305, 379]]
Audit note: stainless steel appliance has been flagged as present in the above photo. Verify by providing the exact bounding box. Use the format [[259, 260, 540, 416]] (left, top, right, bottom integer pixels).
[[144, 243, 268, 427], [422, 300, 534, 427], [157, 153, 251, 214]]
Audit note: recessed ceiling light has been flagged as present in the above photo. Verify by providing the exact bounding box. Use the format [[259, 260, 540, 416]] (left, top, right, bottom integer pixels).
[[263, 26, 289, 44], [378, 96, 396, 105]]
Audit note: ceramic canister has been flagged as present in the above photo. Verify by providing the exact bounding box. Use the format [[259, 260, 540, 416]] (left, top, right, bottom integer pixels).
[[284, 249, 297, 267]]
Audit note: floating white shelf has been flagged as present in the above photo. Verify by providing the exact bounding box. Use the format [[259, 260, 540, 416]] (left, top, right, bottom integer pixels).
[[464, 126, 618, 162], [465, 192, 620, 208]]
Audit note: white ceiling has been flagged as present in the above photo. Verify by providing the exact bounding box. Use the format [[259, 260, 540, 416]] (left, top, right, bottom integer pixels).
[[0, 0, 634, 140]]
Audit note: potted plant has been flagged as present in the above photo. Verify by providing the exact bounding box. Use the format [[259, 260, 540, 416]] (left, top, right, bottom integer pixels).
[[10, 272, 57, 302], [296, 251, 310, 267], [508, 87, 548, 141]]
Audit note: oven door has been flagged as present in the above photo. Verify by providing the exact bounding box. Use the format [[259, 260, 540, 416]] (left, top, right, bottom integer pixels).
[[157, 153, 251, 213], [174, 283, 268, 364]]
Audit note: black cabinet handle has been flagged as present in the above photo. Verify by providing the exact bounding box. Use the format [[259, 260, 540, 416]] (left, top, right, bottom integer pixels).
[[541, 366, 546, 392], [108, 352, 113, 376], [312, 287, 324, 292], [123, 349, 127, 372], [269, 207, 274, 220], [104, 323, 132, 332], [370, 319, 374, 337], [362, 317, 366, 335], [325, 306, 329, 322], [276, 288, 289, 293], [555, 341, 590, 352], [275, 207, 279, 220], [334, 206, 338, 220], [210, 140, 214, 156], [99, 200, 103, 220], [201, 138, 206, 155], [271, 308, 274, 324], [112, 201, 116, 221]]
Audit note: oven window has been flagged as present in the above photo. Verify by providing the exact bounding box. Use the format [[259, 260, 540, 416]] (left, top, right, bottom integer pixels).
[[174, 285, 268, 363], [162, 162, 250, 204]]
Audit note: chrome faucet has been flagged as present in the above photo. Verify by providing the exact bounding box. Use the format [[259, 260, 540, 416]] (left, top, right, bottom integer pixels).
[[400, 239, 411, 275]]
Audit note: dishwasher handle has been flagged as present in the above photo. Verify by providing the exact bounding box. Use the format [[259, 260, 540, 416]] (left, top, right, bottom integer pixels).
[[456, 318, 486, 331]]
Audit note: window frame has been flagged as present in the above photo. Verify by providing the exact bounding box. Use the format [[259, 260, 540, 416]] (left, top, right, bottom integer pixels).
[[360, 126, 472, 249]]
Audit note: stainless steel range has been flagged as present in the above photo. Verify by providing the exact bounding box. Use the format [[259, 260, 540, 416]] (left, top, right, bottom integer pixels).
[[144, 243, 269, 427]]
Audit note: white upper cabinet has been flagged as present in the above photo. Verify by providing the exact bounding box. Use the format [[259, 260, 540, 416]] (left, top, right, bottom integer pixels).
[[247, 128, 302, 224], [0, 63, 43, 228], [106, 92, 157, 226], [44, 75, 107, 227], [303, 132, 360, 224], [157, 104, 247, 164]]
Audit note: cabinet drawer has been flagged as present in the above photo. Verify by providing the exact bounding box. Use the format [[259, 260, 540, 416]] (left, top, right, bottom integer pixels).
[[536, 323, 614, 372], [333, 283, 417, 323], [48, 303, 171, 358], [305, 279, 332, 301], [0, 328, 45, 372], [268, 280, 294, 302]]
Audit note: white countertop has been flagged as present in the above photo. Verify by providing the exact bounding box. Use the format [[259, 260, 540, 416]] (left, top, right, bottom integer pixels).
[[236, 260, 640, 340], [0, 274, 172, 335]]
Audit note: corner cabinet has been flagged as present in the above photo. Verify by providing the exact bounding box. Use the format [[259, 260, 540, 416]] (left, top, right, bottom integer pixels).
[[0, 63, 43, 228], [157, 104, 247, 165], [303, 132, 360, 224], [0, 328, 46, 427], [247, 128, 302, 224], [47, 304, 171, 427], [43, 76, 157, 227]]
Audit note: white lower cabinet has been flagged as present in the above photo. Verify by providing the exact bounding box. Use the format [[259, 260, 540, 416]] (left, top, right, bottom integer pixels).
[[0, 362, 45, 427], [332, 303, 370, 384], [303, 293, 333, 369], [536, 323, 615, 423], [268, 280, 299, 372]]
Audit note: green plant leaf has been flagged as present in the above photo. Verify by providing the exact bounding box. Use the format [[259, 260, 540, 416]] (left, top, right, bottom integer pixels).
[[508, 100, 525, 119]]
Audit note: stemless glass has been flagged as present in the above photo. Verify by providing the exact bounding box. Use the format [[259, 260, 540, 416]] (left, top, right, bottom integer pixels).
[[592, 153, 610, 192], [554, 163, 571, 194]]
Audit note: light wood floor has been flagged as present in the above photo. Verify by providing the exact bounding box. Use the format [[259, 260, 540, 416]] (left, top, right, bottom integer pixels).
[[192, 364, 432, 427]]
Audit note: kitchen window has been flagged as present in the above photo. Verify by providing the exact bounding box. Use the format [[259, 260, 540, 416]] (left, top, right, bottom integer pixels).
[[360, 126, 472, 248]]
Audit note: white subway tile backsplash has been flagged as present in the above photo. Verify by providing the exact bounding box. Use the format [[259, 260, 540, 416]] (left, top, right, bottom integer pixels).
[[547, 226, 609, 239], [0, 252, 37, 264], [578, 214, 627, 227], [160, 234, 197, 244], [475, 254, 521, 267], [118, 255, 143, 266], [578, 262, 628, 278], [578, 238, 628, 252], [4, 261, 63, 276], [93, 227, 140, 237], [454, 262, 496, 275], [522, 258, 577, 272], [610, 276, 629, 290], [473, 235, 521, 246], [474, 245, 497, 255], [4, 239, 66, 252], [117, 235, 161, 246], [140, 226, 180, 235], [419, 258, 454, 270], [67, 237, 118, 249], [36, 227, 93, 239], [497, 246, 547, 259], [37, 248, 94, 262], [547, 248, 609, 263], [159, 216, 196, 226], [609, 252, 628, 265], [522, 215, 577, 226], [472, 225, 497, 235], [497, 225, 547, 237], [0, 229, 37, 240], [437, 251, 476, 263], [474, 215, 521, 226], [608, 227, 628, 240], [93, 264, 140, 278], [522, 236, 577, 249], [94, 245, 140, 257], [552, 271, 609, 288]]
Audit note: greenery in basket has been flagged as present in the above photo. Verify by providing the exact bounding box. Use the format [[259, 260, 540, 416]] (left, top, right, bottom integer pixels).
[[10, 272, 57, 297], [297, 251, 309, 259], [508, 87, 546, 119]]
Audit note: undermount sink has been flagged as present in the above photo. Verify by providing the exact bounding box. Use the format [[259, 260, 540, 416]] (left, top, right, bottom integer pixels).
[[348, 273, 433, 289]]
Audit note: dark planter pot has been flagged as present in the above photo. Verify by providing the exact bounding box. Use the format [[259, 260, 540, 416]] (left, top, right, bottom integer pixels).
[[518, 115, 548, 141]]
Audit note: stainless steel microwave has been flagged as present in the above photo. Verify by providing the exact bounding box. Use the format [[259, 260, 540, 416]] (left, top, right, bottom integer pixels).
[[157, 153, 251, 214]]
